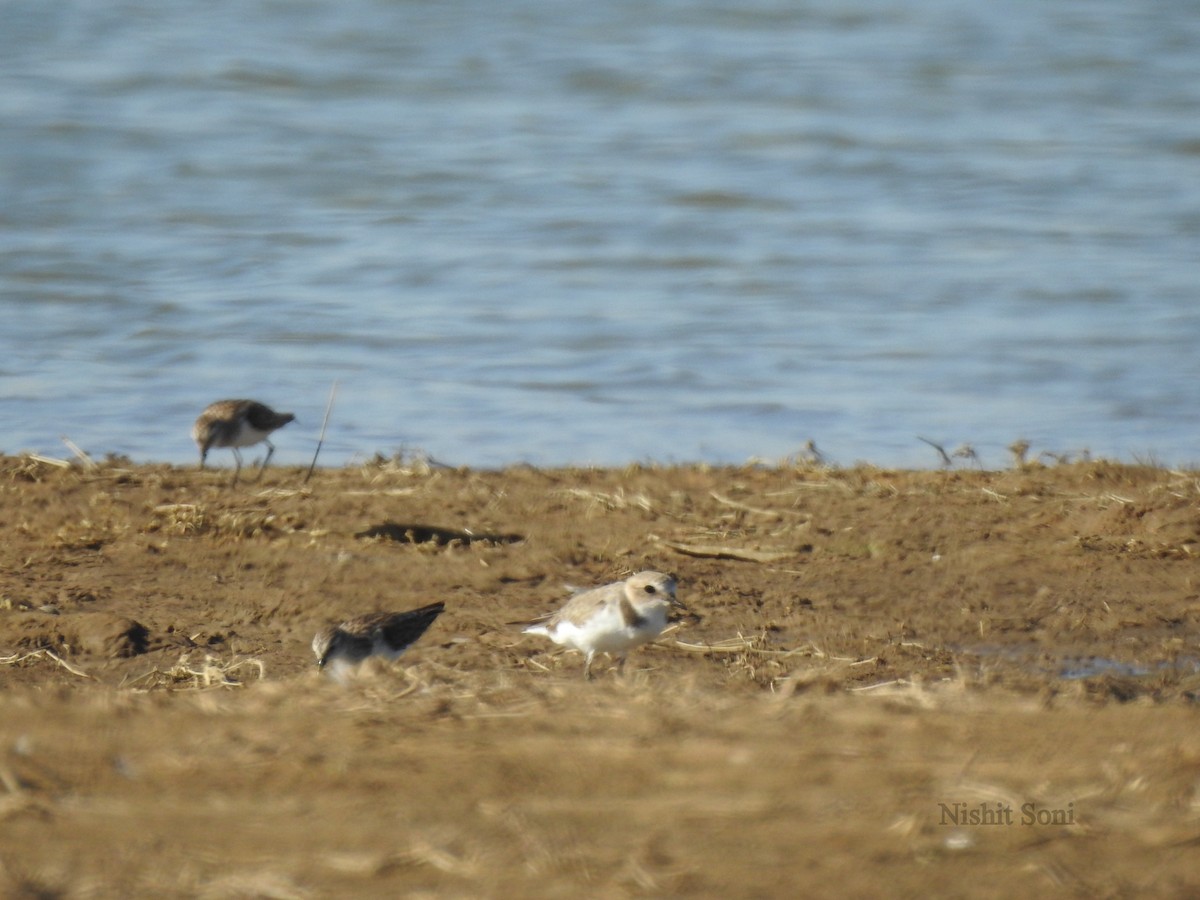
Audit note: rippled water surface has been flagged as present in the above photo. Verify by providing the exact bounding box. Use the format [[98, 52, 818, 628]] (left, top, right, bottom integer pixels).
[[3, 1, 1199, 468]]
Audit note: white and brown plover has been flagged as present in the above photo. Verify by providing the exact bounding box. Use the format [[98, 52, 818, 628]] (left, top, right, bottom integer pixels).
[[522, 571, 686, 679], [192, 399, 294, 483], [312, 602, 445, 680]]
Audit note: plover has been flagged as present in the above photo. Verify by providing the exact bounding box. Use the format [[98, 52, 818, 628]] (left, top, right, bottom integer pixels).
[[193, 399, 294, 483], [312, 602, 445, 679], [522, 571, 686, 679]]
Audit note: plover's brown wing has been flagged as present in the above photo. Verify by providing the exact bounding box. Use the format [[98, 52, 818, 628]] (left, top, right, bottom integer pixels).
[[548, 580, 623, 627], [359, 602, 445, 652]]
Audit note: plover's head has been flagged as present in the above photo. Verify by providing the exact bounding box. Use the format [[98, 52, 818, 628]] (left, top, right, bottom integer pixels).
[[624, 571, 685, 612]]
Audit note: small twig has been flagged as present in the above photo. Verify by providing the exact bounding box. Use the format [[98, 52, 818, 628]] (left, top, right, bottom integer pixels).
[[60, 437, 98, 470], [671, 637, 850, 661], [917, 436, 953, 467], [848, 678, 909, 692], [0, 763, 22, 795], [660, 540, 794, 563], [24, 454, 71, 468], [305, 380, 338, 484], [0, 649, 94, 679], [710, 492, 806, 519]]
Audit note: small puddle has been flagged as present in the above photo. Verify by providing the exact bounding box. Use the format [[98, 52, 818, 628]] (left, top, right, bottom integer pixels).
[[1056, 656, 1200, 681], [952, 644, 1200, 682]]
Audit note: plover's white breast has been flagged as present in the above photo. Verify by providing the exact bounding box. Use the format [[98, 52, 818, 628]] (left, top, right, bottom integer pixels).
[[545, 601, 669, 654]]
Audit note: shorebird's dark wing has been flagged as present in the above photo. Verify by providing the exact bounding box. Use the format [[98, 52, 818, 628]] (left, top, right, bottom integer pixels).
[[376, 601, 445, 651], [243, 401, 295, 432]]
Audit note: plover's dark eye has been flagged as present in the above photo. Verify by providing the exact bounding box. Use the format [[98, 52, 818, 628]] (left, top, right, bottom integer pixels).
[[644, 585, 657, 594]]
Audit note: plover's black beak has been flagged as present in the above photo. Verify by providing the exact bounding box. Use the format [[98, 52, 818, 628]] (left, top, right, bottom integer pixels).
[[317, 656, 327, 669], [670, 594, 701, 621]]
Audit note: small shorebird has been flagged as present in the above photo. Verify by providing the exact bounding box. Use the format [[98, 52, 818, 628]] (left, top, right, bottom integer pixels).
[[522, 571, 686, 679], [312, 602, 445, 680], [192, 399, 294, 484]]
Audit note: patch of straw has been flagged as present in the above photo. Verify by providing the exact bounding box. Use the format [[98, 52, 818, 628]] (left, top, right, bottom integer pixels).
[[20, 454, 71, 469], [0, 649, 93, 680], [122, 653, 265, 691], [710, 492, 809, 519], [672, 634, 825, 660], [146, 504, 281, 539], [400, 837, 481, 878], [195, 871, 311, 900], [360, 450, 439, 479], [558, 487, 656, 514]]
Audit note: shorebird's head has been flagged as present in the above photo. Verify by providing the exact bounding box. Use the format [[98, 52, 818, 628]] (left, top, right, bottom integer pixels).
[[625, 571, 686, 613], [312, 626, 337, 668]]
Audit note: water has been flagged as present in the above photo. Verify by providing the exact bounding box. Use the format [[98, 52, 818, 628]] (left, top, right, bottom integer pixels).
[[3, 0, 1199, 469]]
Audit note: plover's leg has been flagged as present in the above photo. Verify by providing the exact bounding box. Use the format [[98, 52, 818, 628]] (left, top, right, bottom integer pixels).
[[256, 439, 276, 481], [583, 650, 596, 680], [231, 448, 244, 486], [616, 654, 628, 676]]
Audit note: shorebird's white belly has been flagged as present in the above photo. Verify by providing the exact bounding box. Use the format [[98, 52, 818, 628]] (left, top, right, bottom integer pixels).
[[369, 637, 409, 662], [226, 424, 272, 448], [548, 605, 669, 654]]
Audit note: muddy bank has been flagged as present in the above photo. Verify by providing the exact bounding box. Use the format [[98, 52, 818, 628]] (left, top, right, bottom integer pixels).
[[2, 456, 1199, 896]]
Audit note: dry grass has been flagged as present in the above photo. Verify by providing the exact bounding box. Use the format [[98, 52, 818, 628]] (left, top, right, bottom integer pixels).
[[121, 653, 267, 691], [558, 486, 658, 515], [145, 503, 295, 539], [0, 648, 94, 679]]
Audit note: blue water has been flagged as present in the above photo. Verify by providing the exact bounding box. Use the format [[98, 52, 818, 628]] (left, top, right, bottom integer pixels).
[[3, 1, 1199, 469]]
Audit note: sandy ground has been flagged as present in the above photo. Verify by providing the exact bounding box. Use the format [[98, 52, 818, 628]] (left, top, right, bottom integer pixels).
[[2, 453, 1200, 897]]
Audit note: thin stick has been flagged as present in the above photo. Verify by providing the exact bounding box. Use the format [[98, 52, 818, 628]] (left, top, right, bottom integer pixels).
[[0, 649, 94, 679], [917, 435, 953, 467], [305, 380, 338, 484], [60, 437, 98, 470], [25, 454, 71, 468]]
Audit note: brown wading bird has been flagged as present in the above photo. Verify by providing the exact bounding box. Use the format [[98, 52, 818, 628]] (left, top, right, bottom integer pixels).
[[192, 399, 294, 484], [312, 602, 446, 681]]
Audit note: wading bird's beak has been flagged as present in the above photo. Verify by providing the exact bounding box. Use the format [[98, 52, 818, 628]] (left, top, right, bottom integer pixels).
[[670, 593, 701, 622]]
